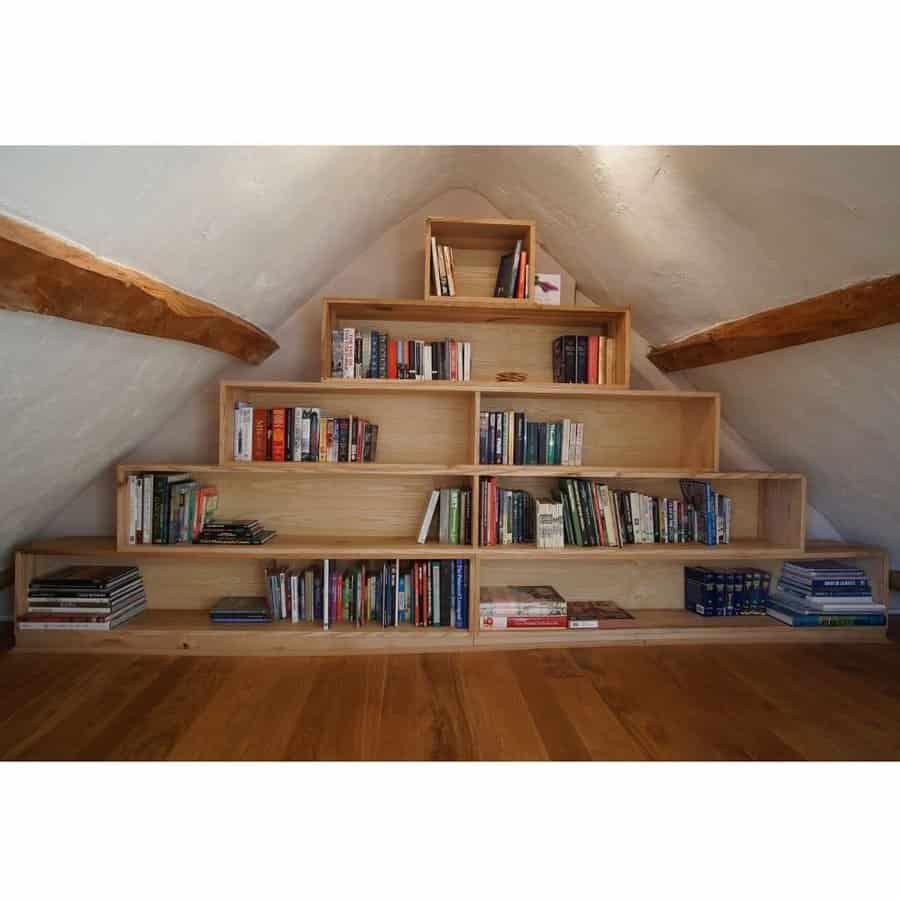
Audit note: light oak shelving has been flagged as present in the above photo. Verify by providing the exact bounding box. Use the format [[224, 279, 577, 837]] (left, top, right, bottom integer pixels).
[[12, 216, 890, 654]]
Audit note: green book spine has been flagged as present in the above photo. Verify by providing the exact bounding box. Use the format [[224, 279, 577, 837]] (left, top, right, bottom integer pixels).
[[565, 479, 584, 546], [449, 488, 460, 544]]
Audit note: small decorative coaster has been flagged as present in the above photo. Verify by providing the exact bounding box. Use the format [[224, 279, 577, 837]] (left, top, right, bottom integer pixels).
[[496, 371, 528, 382]]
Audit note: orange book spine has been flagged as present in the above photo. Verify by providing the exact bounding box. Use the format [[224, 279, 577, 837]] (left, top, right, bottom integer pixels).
[[587, 335, 599, 384], [515, 251, 528, 299], [271, 408, 286, 462]]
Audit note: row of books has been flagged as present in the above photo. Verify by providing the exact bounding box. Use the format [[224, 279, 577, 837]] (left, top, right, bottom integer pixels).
[[493, 239, 529, 299], [18, 565, 147, 631], [684, 566, 772, 617], [479, 585, 634, 630], [233, 404, 379, 463], [765, 560, 885, 627], [259, 559, 469, 628], [559, 479, 731, 547], [416, 487, 473, 545], [479, 411, 584, 466], [552, 334, 609, 384], [126, 472, 219, 545], [330, 328, 472, 381], [430, 239, 461, 297], [479, 479, 535, 545]]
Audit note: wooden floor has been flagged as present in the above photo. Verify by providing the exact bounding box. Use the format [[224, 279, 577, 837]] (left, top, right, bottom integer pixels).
[[2, 642, 900, 760]]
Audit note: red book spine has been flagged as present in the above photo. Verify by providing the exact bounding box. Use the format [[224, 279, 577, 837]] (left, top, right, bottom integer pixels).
[[590, 481, 606, 546], [515, 251, 528, 299], [356, 418, 364, 463], [587, 335, 599, 384], [387, 340, 398, 379], [271, 407, 286, 462], [480, 615, 568, 628], [252, 410, 267, 461]]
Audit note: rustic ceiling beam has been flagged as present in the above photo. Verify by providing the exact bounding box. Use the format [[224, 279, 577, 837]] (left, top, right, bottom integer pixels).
[[648, 274, 900, 372], [0, 216, 279, 364]]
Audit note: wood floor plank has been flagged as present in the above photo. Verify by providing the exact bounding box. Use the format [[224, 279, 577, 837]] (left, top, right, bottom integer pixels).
[[457, 651, 549, 760], [3, 644, 900, 761]]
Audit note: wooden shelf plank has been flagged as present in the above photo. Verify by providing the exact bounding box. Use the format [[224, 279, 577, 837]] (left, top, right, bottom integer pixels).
[[20, 535, 474, 560], [13, 609, 475, 656], [118, 462, 469, 477], [470, 467, 804, 480], [477, 539, 805, 560], [473, 608, 888, 649]]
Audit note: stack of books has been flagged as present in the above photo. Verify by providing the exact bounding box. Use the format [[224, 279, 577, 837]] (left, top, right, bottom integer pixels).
[[479, 411, 584, 465], [18, 565, 146, 631], [126, 472, 218, 545], [684, 566, 771, 617], [233, 404, 378, 463], [208, 596, 272, 624], [766, 560, 886, 627], [480, 585, 568, 629], [196, 519, 276, 545], [493, 239, 529, 299], [479, 479, 535, 545], [416, 487, 472, 545], [552, 334, 609, 384], [330, 328, 471, 381], [430, 238, 460, 297]]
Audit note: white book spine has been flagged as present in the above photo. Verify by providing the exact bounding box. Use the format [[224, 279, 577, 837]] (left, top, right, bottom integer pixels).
[[575, 422, 584, 466], [430, 236, 442, 296], [242, 407, 253, 460], [342, 327, 355, 379], [417, 489, 440, 544], [127, 475, 137, 545], [142, 475, 154, 544], [561, 420, 570, 467]]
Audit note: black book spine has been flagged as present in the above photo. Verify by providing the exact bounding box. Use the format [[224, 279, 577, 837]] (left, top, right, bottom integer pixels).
[[440, 560, 451, 626], [265, 409, 273, 460], [285, 408, 294, 462], [514, 413, 524, 465], [378, 333, 387, 379], [507, 240, 522, 298], [576, 336, 587, 384], [538, 422, 547, 465], [152, 478, 166, 543], [552, 337, 563, 383], [564, 336, 576, 383], [493, 412, 502, 465]]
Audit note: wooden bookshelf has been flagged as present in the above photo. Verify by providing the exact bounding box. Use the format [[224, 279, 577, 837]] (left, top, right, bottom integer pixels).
[[10, 216, 892, 654], [424, 217, 537, 302], [320, 297, 631, 387]]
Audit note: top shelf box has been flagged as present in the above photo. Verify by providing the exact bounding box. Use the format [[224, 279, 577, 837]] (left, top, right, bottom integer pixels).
[[425, 217, 537, 301], [321, 297, 631, 387]]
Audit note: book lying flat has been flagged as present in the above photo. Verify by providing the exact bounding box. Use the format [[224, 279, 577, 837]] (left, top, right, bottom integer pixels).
[[567, 600, 634, 629]]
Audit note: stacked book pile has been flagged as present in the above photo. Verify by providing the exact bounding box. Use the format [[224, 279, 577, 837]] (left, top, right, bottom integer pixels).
[[233, 404, 378, 463], [766, 560, 886, 627], [209, 596, 272, 624], [126, 471, 218, 545], [19, 565, 146, 631], [480, 585, 568, 629], [552, 333, 609, 384], [330, 328, 471, 381], [416, 487, 472, 545], [479, 411, 584, 465], [196, 519, 276, 545], [684, 566, 771, 617]]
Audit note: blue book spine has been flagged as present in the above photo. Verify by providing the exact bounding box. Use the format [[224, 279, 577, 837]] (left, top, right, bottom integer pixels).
[[777, 578, 872, 600], [766, 600, 886, 627]]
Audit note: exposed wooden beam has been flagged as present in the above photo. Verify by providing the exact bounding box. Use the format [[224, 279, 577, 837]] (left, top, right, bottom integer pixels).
[[648, 274, 900, 372], [0, 216, 279, 364]]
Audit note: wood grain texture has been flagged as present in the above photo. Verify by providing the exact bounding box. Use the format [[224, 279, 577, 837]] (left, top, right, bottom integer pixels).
[[4, 643, 900, 759], [647, 273, 900, 372], [0, 215, 278, 364]]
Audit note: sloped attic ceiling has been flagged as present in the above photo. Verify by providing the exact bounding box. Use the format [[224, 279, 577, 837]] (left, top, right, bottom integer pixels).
[[2, 145, 900, 569]]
